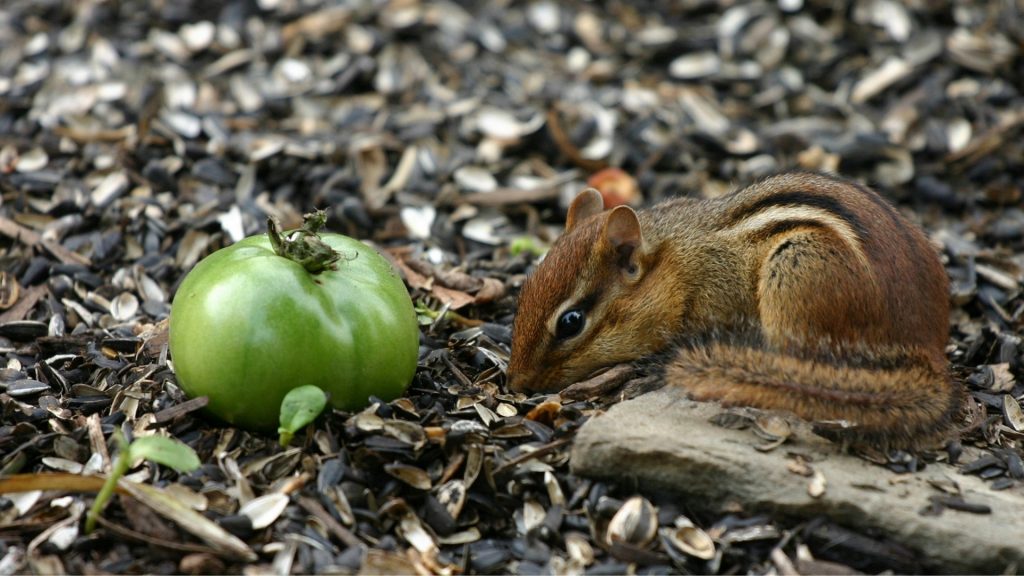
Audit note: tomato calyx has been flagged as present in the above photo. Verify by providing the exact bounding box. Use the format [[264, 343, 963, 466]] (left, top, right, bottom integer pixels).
[[267, 210, 343, 274]]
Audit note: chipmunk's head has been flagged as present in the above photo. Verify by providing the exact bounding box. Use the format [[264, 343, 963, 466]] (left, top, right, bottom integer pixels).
[[508, 189, 666, 393]]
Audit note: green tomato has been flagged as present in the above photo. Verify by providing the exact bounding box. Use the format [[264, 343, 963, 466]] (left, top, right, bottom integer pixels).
[[169, 231, 419, 431]]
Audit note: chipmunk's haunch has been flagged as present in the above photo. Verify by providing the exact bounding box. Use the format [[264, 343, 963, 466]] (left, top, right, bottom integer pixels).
[[508, 172, 961, 446]]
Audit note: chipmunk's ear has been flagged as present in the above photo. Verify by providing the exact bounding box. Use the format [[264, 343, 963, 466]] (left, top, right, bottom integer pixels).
[[565, 188, 605, 232], [604, 205, 643, 278]]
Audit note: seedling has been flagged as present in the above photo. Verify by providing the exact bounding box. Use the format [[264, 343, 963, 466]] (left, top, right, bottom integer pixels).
[[278, 385, 328, 447], [84, 430, 200, 533], [509, 236, 546, 257]]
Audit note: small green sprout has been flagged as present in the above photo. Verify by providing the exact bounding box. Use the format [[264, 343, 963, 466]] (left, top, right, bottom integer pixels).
[[414, 301, 437, 326], [278, 385, 328, 447], [85, 430, 200, 533], [509, 236, 546, 257]]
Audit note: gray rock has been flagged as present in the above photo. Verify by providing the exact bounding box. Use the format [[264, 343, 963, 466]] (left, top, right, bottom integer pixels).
[[571, 387, 1024, 574]]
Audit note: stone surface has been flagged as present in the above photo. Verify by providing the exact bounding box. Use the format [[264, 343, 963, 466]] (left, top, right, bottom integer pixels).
[[571, 388, 1024, 574]]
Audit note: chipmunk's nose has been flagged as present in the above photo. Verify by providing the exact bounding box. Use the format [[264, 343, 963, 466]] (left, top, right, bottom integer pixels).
[[506, 340, 535, 392], [506, 369, 530, 393]]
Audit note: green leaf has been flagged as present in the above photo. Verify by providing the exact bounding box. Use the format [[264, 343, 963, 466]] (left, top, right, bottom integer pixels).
[[278, 385, 328, 446], [414, 301, 438, 325], [128, 436, 201, 472]]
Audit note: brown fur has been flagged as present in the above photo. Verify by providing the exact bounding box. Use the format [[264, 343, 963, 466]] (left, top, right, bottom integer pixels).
[[668, 340, 961, 448], [508, 172, 959, 447]]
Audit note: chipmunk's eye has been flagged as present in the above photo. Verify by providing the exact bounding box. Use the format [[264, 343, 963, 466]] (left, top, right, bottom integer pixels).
[[555, 309, 585, 340]]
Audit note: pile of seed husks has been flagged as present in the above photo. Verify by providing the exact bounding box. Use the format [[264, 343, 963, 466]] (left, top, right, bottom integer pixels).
[[1, 0, 1022, 573]]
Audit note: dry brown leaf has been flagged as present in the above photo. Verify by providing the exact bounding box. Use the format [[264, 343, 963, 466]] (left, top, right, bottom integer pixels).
[[473, 277, 506, 304], [393, 257, 498, 310], [392, 258, 432, 291], [430, 285, 476, 310]]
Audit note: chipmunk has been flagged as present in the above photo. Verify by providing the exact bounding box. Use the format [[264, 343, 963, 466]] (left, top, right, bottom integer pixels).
[[508, 172, 962, 447]]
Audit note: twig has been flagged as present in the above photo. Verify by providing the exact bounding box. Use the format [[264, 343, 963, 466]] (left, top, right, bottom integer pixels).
[[148, 396, 210, 428], [296, 495, 365, 550], [0, 216, 91, 266], [546, 106, 608, 172], [0, 284, 47, 324], [94, 514, 226, 555], [559, 364, 636, 401], [493, 436, 573, 476]]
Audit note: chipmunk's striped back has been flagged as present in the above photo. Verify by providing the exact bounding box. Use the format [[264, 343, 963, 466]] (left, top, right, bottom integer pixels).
[[713, 173, 949, 364], [720, 193, 869, 267]]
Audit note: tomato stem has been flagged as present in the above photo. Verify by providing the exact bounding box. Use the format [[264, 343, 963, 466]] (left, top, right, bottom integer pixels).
[[267, 210, 341, 274]]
